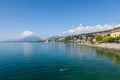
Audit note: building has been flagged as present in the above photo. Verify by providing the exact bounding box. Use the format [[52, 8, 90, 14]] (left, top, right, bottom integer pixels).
[[111, 27, 120, 37]]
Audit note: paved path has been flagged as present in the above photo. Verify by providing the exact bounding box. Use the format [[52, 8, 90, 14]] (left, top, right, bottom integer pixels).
[[97, 43, 120, 50]]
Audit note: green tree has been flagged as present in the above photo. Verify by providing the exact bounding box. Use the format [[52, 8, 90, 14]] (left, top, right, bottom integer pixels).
[[116, 36, 120, 40], [96, 36, 103, 42], [102, 36, 111, 42]]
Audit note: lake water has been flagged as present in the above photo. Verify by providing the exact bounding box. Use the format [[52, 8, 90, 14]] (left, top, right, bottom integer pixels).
[[0, 43, 120, 80]]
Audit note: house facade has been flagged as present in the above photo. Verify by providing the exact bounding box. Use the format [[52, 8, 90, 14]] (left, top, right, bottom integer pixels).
[[111, 27, 120, 37]]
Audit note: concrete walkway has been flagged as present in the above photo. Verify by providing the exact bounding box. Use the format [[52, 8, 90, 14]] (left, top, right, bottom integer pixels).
[[97, 43, 120, 50]]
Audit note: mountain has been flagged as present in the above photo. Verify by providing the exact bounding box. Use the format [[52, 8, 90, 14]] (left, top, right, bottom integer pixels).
[[48, 36, 63, 39], [18, 36, 41, 42]]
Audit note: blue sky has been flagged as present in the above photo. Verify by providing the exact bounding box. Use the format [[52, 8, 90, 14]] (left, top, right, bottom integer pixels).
[[0, 0, 120, 40]]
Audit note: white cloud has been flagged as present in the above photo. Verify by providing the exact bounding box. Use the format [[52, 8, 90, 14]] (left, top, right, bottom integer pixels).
[[22, 30, 34, 37], [62, 24, 120, 35]]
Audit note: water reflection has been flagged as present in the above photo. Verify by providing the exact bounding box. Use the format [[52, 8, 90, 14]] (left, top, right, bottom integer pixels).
[[58, 43, 96, 58], [22, 43, 33, 56], [96, 49, 120, 65]]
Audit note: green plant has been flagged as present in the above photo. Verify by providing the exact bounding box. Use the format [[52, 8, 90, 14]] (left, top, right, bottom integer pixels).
[[96, 36, 103, 42], [102, 36, 111, 42]]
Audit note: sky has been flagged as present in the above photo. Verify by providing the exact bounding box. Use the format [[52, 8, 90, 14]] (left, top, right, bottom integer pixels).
[[0, 0, 120, 40]]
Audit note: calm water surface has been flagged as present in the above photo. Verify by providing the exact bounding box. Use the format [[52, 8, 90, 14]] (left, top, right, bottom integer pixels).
[[0, 43, 120, 80]]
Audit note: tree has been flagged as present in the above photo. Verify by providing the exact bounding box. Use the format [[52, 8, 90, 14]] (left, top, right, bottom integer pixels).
[[102, 36, 111, 42], [96, 36, 103, 42]]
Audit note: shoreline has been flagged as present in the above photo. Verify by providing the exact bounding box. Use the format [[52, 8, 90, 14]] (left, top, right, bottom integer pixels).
[[78, 43, 120, 53]]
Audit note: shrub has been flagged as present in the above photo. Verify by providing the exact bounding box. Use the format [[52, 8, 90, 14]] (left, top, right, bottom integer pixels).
[[102, 36, 111, 42], [116, 36, 120, 40], [109, 37, 115, 42], [96, 36, 103, 42]]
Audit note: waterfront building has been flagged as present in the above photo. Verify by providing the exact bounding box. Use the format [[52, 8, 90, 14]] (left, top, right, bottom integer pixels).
[[111, 27, 120, 37]]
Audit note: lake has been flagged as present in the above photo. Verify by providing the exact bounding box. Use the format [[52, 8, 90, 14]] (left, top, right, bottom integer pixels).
[[0, 43, 120, 80]]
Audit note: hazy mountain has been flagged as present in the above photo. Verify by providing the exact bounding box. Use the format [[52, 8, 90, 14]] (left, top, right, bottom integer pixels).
[[48, 36, 63, 39], [18, 36, 41, 42]]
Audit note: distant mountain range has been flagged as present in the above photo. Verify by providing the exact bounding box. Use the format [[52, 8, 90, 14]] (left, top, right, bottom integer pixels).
[[17, 36, 41, 42], [2, 36, 41, 42], [48, 36, 64, 39]]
